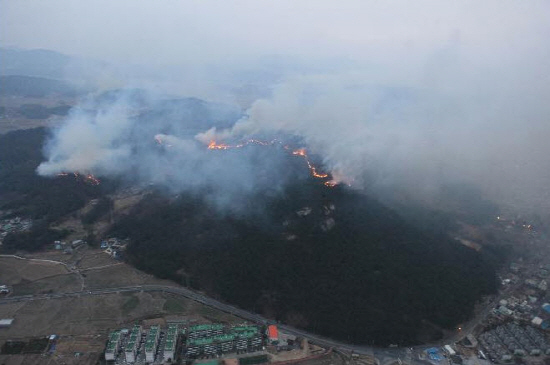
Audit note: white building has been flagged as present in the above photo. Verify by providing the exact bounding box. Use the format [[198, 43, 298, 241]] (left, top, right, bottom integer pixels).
[[0, 319, 14, 328], [145, 325, 160, 362], [105, 330, 121, 361], [444, 345, 456, 356], [163, 324, 178, 362], [125, 325, 142, 363]]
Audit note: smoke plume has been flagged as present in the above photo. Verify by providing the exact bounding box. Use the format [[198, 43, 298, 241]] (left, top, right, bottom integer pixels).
[[36, 90, 298, 213]]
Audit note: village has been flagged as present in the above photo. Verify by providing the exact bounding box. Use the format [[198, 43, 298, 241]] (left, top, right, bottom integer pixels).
[[0, 212, 549, 365], [0, 215, 32, 246]]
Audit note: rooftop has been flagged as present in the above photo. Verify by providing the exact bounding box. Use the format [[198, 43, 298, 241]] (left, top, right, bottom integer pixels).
[[0, 319, 14, 326], [145, 326, 159, 351], [189, 324, 224, 332]]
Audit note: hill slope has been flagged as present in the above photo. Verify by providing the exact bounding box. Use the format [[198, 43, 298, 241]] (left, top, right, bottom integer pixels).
[[111, 163, 498, 346]]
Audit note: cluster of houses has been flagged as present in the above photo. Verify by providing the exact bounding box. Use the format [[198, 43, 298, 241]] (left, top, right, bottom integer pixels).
[[478, 323, 550, 362], [491, 259, 550, 330], [100, 237, 128, 259], [53, 239, 85, 254], [0, 216, 32, 245]]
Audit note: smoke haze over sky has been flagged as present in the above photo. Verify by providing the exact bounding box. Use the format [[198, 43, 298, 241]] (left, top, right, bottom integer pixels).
[[2, 0, 550, 214]]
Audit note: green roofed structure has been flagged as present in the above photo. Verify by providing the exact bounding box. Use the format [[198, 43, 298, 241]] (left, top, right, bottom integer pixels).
[[105, 330, 121, 361], [189, 324, 224, 332], [145, 325, 160, 363], [125, 324, 142, 363], [185, 323, 263, 358], [164, 323, 179, 362]]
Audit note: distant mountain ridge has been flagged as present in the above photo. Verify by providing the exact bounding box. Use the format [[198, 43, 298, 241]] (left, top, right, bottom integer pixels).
[[0, 48, 72, 79], [0, 75, 80, 98]]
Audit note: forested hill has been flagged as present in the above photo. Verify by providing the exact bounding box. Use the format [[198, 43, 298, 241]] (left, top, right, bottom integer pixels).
[[0, 128, 112, 251], [0, 127, 499, 346], [111, 172, 499, 346]]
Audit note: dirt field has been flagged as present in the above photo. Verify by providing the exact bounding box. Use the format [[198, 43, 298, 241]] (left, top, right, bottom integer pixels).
[[0, 257, 69, 284], [0, 290, 244, 365], [0, 249, 244, 364], [12, 274, 81, 295]]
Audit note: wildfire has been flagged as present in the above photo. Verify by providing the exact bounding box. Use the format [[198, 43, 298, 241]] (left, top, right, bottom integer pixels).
[[208, 140, 243, 150], [57, 171, 101, 185], [292, 148, 329, 179], [85, 174, 101, 185], [207, 139, 274, 150], [206, 138, 336, 185]]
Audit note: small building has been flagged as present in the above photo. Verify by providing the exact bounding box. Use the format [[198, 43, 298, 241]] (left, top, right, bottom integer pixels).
[[444, 345, 456, 356], [0, 318, 14, 328], [532, 317, 543, 326], [267, 325, 278, 343], [542, 303, 550, 313], [71, 239, 84, 248]]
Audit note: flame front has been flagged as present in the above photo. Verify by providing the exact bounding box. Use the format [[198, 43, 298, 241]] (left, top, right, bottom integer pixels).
[[85, 174, 101, 185], [292, 148, 329, 179], [57, 171, 101, 185], [205, 138, 340, 187], [208, 140, 243, 150], [207, 139, 272, 150]]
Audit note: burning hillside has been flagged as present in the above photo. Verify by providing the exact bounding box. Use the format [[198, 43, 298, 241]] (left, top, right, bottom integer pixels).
[[111, 177, 498, 347], [204, 138, 337, 186], [57, 172, 101, 185]]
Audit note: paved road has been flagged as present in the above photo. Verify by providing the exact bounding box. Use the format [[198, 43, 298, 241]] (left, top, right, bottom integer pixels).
[[0, 284, 474, 365]]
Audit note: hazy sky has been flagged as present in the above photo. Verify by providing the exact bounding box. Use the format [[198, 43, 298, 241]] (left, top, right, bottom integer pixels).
[[3, 0, 550, 215], [2, 1, 548, 67]]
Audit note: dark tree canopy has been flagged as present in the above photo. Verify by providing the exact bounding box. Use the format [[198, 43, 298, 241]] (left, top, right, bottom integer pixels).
[[112, 180, 499, 346]]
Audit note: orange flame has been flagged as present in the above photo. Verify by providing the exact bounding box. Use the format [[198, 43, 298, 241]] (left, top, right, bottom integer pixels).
[[207, 139, 273, 150], [208, 140, 243, 150], [207, 139, 338, 187], [57, 171, 100, 185], [85, 174, 101, 185], [292, 148, 329, 179]]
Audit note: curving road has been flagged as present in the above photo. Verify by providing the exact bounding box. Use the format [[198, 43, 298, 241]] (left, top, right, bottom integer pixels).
[[0, 284, 425, 362]]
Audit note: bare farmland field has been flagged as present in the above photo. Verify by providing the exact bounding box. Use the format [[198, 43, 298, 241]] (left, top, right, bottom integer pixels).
[[0, 247, 249, 365], [0, 257, 69, 284]]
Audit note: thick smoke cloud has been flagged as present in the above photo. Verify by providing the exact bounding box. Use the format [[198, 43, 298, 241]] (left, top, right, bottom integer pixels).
[[6, 0, 547, 215], [37, 90, 296, 213], [202, 66, 550, 214]]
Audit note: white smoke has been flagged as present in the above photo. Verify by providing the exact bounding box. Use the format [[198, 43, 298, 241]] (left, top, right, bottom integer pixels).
[[37, 101, 133, 176], [200, 69, 550, 214], [36, 89, 296, 213]]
